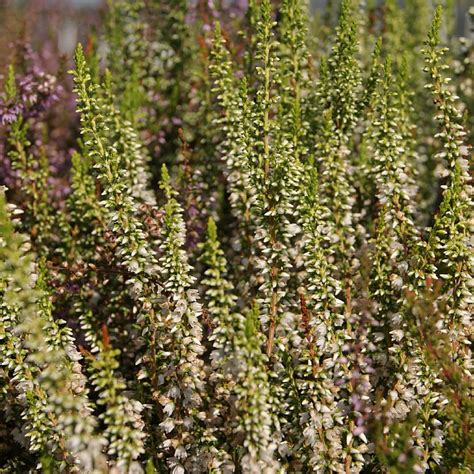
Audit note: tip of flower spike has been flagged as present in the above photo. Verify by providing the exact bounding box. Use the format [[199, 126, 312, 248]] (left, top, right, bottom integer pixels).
[[74, 43, 85, 64], [427, 6, 443, 48], [382, 56, 393, 84], [373, 38, 382, 58], [5, 65, 17, 100], [339, 0, 356, 28], [103, 69, 113, 90], [207, 217, 217, 241], [214, 20, 221, 37], [260, 0, 272, 18], [160, 164, 170, 186], [398, 54, 409, 82], [159, 164, 175, 200], [70, 43, 87, 78]]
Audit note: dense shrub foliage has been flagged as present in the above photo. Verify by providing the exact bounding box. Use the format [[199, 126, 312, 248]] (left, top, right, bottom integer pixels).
[[0, 1, 472, 472]]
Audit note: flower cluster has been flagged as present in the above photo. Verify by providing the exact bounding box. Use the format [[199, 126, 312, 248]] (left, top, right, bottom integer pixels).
[[0, 1, 472, 473]]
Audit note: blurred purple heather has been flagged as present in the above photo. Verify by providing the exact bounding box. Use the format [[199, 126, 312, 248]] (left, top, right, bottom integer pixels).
[[0, 42, 77, 206]]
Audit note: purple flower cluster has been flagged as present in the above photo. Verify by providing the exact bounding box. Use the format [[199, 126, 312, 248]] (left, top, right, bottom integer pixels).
[[0, 46, 63, 126], [0, 44, 76, 206]]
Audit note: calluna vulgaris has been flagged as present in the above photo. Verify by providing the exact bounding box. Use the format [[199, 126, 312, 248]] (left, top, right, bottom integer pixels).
[[0, 0, 472, 472]]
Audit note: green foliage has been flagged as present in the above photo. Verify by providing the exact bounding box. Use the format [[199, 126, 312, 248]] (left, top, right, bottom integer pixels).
[[0, 1, 472, 473]]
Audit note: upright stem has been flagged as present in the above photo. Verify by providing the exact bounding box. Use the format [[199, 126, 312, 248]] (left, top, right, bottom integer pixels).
[[260, 11, 279, 357]]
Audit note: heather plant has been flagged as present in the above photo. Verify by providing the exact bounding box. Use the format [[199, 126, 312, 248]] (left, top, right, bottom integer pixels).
[[0, 1, 472, 473]]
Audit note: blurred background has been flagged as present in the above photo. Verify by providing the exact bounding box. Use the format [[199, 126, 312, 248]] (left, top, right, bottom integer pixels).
[[0, 0, 104, 71], [0, 0, 472, 70]]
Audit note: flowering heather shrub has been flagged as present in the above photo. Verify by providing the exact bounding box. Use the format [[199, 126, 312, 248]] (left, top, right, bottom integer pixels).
[[0, 1, 472, 473]]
